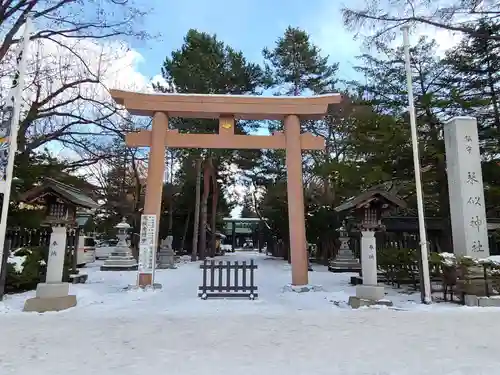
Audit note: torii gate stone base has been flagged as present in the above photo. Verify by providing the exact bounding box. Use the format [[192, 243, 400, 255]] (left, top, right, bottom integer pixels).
[[111, 90, 342, 288]]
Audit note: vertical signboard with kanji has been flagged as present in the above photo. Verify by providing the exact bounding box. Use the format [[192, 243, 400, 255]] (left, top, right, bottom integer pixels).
[[138, 214, 157, 281]]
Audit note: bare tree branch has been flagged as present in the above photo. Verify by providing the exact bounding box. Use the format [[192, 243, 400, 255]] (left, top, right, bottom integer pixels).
[[342, 0, 500, 44]]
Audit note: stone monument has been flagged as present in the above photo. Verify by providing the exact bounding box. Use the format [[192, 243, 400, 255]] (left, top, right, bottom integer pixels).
[[444, 117, 489, 258], [157, 236, 176, 269], [100, 218, 138, 271], [328, 222, 361, 273]]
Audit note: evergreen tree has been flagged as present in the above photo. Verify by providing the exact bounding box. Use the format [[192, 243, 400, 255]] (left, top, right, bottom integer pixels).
[[444, 20, 500, 155], [263, 26, 338, 95]]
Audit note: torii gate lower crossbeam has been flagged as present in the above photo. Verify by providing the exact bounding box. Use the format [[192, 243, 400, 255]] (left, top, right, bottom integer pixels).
[[110, 90, 342, 288]]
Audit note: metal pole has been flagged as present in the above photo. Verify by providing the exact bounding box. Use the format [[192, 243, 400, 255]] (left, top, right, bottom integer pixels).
[[0, 17, 33, 281], [402, 26, 432, 304]]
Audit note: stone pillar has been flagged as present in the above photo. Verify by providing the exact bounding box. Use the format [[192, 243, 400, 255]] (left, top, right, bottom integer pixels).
[[350, 230, 386, 306], [360, 230, 377, 286], [24, 225, 77, 312], [46, 225, 67, 283], [284, 114, 308, 286], [443, 117, 489, 258], [140, 112, 168, 286]]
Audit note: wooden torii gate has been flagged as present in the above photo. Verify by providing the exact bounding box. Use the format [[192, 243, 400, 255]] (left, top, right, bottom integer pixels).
[[110, 90, 342, 287]]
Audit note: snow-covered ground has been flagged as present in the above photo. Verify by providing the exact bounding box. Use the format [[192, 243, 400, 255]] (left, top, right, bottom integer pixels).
[[1, 251, 499, 375]]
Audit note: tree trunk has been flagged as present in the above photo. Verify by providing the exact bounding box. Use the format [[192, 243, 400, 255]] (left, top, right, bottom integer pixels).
[[199, 157, 212, 260], [181, 209, 191, 253], [191, 158, 202, 261], [210, 174, 218, 257], [167, 151, 174, 235], [168, 195, 173, 235]]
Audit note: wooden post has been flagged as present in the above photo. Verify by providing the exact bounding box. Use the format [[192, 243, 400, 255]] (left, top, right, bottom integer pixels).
[[231, 221, 236, 252], [284, 115, 308, 286], [72, 227, 80, 275], [140, 112, 168, 286]]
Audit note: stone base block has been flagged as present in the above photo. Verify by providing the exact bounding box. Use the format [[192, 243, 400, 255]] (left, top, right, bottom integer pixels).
[[36, 282, 70, 298], [23, 295, 77, 313], [464, 294, 479, 307], [348, 296, 393, 309], [100, 264, 138, 271], [463, 295, 500, 307], [356, 285, 385, 301], [282, 284, 324, 293], [478, 297, 500, 307]]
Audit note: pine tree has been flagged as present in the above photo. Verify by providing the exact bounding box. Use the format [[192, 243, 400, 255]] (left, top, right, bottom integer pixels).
[[263, 26, 338, 95], [444, 20, 500, 154]]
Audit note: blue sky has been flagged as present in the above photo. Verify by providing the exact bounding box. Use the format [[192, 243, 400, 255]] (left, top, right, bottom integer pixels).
[[129, 0, 363, 83]]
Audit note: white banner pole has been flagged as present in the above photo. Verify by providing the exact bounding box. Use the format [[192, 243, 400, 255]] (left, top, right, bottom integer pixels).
[[0, 16, 33, 272]]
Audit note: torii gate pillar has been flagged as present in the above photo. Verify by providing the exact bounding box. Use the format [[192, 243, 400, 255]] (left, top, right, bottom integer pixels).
[[139, 112, 168, 286], [284, 114, 308, 285]]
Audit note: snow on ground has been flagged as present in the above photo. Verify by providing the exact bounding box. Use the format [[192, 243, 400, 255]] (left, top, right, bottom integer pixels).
[[1, 251, 500, 375]]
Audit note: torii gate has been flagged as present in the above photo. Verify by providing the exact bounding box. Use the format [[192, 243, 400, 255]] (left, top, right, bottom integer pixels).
[[110, 89, 342, 288]]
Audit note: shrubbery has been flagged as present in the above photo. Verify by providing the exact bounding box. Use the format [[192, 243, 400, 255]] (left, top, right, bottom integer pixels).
[[5, 246, 72, 294], [377, 247, 500, 291]]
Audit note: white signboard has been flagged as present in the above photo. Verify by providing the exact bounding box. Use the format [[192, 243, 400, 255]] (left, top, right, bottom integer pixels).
[[138, 214, 157, 275]]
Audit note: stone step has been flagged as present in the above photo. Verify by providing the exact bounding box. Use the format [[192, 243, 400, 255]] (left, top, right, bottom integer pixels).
[[103, 259, 138, 266], [332, 263, 361, 268], [110, 252, 133, 257], [333, 258, 360, 263], [100, 263, 138, 271], [335, 256, 359, 260]]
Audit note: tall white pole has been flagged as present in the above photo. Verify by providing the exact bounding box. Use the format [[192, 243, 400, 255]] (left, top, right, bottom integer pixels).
[[0, 17, 33, 272], [402, 26, 432, 304]]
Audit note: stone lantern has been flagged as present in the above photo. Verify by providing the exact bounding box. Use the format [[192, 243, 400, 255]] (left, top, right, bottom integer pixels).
[[21, 178, 99, 312], [335, 188, 406, 308], [100, 218, 138, 271], [328, 220, 361, 273]]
